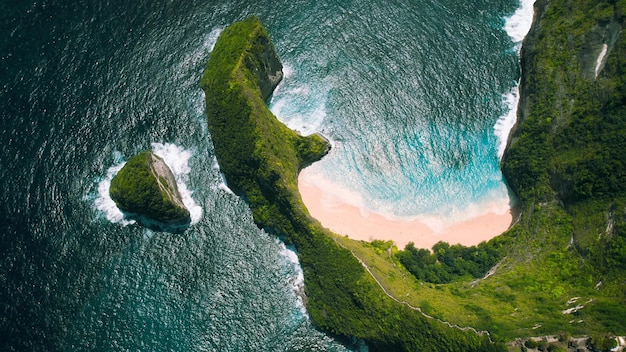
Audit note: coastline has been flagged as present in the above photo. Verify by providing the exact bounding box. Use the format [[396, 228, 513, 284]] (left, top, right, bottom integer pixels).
[[201, 17, 513, 350], [292, 0, 535, 251], [299, 167, 513, 250]]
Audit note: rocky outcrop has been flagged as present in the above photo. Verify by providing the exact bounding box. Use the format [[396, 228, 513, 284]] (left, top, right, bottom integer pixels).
[[148, 153, 187, 213], [110, 150, 190, 225], [579, 19, 622, 80], [245, 33, 283, 101]]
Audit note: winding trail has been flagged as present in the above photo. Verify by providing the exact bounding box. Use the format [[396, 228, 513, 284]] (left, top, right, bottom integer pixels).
[[332, 238, 494, 341]]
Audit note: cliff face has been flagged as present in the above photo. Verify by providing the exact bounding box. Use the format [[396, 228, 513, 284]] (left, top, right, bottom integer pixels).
[[244, 33, 283, 101], [498, 0, 626, 335], [503, 0, 626, 206], [148, 153, 187, 212], [110, 151, 190, 224]]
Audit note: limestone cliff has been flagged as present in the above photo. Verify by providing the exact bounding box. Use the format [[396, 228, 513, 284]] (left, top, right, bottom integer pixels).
[[503, 0, 626, 206], [110, 150, 190, 224], [245, 32, 283, 101]]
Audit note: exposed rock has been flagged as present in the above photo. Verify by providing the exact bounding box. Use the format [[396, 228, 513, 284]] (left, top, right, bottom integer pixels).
[[579, 19, 622, 80], [245, 33, 283, 101], [110, 150, 190, 225]]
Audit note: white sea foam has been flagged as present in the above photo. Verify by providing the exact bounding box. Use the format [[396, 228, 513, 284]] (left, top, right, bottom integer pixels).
[[271, 64, 294, 96], [493, 0, 537, 161], [217, 173, 234, 194], [151, 143, 192, 175], [282, 64, 294, 79], [503, 0, 536, 45], [210, 159, 234, 194], [390, 185, 512, 232], [269, 62, 327, 136], [95, 143, 203, 226], [270, 97, 288, 117], [277, 240, 307, 314], [271, 98, 327, 136], [94, 160, 135, 225], [205, 27, 222, 52], [494, 86, 520, 160], [302, 164, 367, 214]]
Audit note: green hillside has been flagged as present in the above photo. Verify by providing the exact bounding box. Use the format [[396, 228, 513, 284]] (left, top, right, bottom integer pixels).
[[338, 0, 626, 346], [201, 16, 504, 352]]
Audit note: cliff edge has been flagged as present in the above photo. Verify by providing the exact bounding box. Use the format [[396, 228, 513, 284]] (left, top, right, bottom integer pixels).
[[503, 0, 626, 206], [110, 150, 190, 225]]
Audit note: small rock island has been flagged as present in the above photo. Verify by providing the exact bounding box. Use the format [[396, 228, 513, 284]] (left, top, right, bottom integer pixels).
[[109, 150, 190, 225]]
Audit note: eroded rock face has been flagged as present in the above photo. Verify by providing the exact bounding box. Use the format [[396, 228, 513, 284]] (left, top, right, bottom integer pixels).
[[578, 20, 622, 79], [110, 150, 190, 224], [246, 32, 283, 101]]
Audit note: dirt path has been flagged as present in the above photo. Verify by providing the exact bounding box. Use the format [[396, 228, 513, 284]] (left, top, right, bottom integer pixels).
[[332, 238, 493, 340]]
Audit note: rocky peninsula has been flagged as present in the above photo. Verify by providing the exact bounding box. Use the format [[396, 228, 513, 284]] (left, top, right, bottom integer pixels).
[[201, 16, 501, 351]]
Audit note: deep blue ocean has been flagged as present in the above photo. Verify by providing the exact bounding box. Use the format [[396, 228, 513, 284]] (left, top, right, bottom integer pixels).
[[1, 0, 532, 350]]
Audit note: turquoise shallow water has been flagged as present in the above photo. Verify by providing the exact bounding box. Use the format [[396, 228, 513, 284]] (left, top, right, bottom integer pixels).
[[270, 0, 526, 222], [0, 0, 530, 350]]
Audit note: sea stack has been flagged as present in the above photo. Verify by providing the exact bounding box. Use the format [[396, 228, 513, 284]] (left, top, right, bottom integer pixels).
[[110, 150, 190, 225]]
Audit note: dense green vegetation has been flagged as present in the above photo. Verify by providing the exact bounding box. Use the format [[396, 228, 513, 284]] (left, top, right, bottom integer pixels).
[[396, 238, 508, 284], [201, 1, 626, 348], [503, 0, 626, 204], [110, 150, 190, 223], [201, 16, 505, 351], [374, 0, 626, 343]]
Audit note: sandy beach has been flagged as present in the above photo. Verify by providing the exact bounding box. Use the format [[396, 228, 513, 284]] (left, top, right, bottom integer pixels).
[[298, 168, 513, 250]]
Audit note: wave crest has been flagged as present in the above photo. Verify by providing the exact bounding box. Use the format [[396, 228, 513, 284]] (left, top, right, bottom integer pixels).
[[503, 0, 536, 45]]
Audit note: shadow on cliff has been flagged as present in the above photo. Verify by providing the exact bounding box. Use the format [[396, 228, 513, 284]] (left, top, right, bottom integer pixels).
[[120, 211, 191, 234]]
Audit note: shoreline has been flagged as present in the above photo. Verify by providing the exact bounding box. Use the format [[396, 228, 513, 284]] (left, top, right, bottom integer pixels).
[[298, 168, 513, 250]]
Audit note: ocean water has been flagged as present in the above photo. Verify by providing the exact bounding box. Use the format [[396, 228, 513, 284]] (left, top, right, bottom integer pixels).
[[272, 1, 532, 223], [0, 0, 531, 350]]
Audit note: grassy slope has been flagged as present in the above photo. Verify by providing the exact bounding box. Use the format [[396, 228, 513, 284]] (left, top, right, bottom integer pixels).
[[201, 16, 503, 352], [337, 0, 626, 343]]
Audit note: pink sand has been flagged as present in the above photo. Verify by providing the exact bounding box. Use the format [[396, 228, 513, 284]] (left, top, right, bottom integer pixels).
[[298, 168, 512, 250]]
